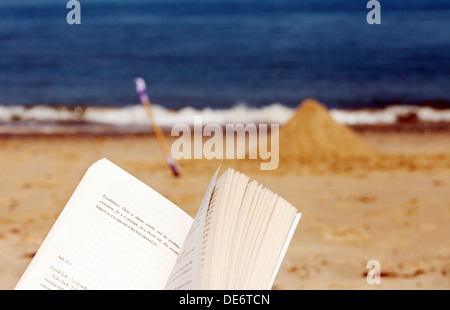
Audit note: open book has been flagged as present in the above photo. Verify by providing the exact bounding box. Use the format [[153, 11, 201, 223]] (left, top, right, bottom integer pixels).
[[15, 159, 301, 290]]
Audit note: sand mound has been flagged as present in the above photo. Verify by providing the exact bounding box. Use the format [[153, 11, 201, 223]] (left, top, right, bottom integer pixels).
[[279, 99, 377, 164]]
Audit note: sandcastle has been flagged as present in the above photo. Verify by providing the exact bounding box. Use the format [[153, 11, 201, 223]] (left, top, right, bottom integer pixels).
[[278, 99, 377, 164]]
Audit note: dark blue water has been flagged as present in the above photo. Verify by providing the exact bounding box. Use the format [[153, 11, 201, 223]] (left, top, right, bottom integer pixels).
[[0, 0, 449, 110]]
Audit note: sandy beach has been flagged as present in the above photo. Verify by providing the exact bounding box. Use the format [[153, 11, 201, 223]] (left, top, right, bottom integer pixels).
[[1, 100, 450, 290]]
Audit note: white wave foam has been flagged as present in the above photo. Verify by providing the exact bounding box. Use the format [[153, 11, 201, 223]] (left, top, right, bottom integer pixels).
[[417, 107, 450, 123], [0, 105, 79, 122], [1, 104, 450, 129], [330, 106, 412, 125], [0, 103, 295, 127], [82, 103, 296, 127]]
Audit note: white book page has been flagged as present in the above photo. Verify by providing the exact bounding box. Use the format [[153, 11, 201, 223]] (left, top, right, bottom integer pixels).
[[15, 159, 193, 290], [200, 169, 234, 289], [267, 213, 302, 290], [164, 166, 220, 290]]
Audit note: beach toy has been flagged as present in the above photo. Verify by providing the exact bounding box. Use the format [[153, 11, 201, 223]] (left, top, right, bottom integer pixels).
[[134, 77, 180, 177]]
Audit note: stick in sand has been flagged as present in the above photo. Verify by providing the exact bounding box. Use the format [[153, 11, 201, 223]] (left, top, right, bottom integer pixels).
[[134, 77, 180, 177]]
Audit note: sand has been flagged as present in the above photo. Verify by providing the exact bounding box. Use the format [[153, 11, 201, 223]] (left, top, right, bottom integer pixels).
[[279, 99, 377, 163], [1, 102, 450, 290]]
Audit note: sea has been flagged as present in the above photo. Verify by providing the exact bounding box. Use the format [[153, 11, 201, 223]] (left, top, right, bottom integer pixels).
[[0, 0, 449, 134]]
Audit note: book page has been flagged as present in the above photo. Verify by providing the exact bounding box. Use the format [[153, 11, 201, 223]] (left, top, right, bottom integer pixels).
[[225, 181, 259, 288], [215, 172, 249, 288], [246, 198, 298, 289], [237, 188, 278, 289], [15, 159, 193, 290], [267, 213, 301, 289], [164, 166, 220, 290], [200, 168, 234, 289]]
